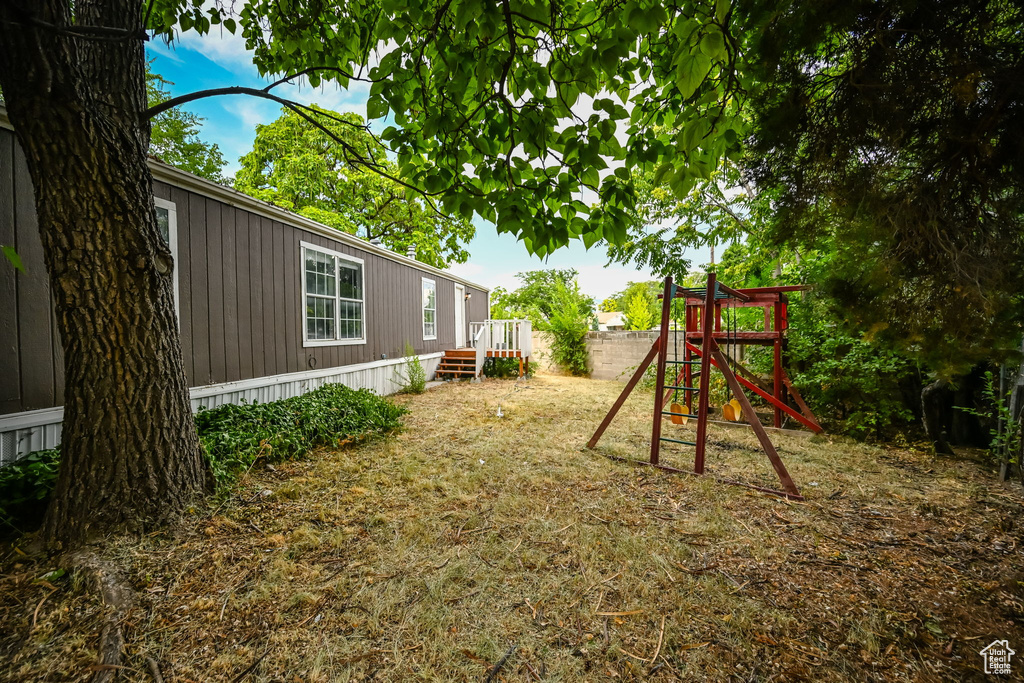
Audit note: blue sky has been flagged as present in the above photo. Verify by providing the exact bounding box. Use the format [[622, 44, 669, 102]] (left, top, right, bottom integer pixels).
[[147, 31, 712, 304]]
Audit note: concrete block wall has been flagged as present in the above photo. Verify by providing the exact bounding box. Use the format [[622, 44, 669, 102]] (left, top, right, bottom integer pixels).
[[530, 330, 661, 380], [586, 331, 660, 380]]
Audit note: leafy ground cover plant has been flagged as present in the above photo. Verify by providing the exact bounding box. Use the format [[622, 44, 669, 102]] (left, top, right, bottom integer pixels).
[[196, 384, 408, 485], [0, 384, 407, 532], [0, 448, 60, 533]]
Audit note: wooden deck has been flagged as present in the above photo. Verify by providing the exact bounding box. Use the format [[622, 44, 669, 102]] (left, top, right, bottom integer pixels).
[[435, 319, 533, 379]]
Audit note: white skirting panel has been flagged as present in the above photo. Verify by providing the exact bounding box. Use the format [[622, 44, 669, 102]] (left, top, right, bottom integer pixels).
[[0, 353, 442, 466]]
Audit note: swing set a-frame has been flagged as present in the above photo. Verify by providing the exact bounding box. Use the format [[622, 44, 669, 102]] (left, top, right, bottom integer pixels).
[[586, 272, 823, 501]]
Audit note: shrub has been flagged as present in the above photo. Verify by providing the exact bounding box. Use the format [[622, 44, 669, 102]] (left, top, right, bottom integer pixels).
[[196, 383, 408, 484], [484, 357, 529, 378], [769, 299, 918, 439], [546, 281, 591, 376], [0, 384, 408, 532], [0, 448, 60, 533], [392, 342, 427, 394]]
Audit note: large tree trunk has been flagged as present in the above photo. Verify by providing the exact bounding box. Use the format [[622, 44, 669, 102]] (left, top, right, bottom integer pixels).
[[0, 1, 208, 547]]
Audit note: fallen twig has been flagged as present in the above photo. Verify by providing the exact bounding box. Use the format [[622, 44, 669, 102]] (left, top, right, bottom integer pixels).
[[146, 657, 165, 683], [230, 648, 270, 683], [485, 643, 517, 682], [650, 616, 666, 663], [32, 588, 56, 628]]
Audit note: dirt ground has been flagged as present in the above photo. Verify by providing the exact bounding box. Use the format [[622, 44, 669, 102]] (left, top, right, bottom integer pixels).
[[1, 373, 1022, 682]]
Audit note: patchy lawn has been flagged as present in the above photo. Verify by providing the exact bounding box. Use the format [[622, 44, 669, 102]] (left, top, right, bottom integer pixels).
[[1, 373, 1022, 682]]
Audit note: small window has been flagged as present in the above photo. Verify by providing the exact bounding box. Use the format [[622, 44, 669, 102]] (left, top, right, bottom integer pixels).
[[154, 197, 179, 322], [422, 278, 436, 340], [301, 241, 365, 346]]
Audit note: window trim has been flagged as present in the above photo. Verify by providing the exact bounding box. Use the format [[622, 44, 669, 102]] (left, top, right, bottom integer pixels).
[[154, 197, 180, 325], [300, 240, 367, 348], [422, 277, 437, 341]]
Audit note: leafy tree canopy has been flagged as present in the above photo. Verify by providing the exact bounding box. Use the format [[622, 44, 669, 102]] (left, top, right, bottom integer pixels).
[[603, 280, 661, 313], [607, 151, 769, 282], [147, 69, 227, 183], [623, 291, 656, 330], [598, 0, 1024, 373], [234, 105, 475, 269], [741, 0, 1024, 372], [490, 269, 595, 331], [151, 0, 746, 257]]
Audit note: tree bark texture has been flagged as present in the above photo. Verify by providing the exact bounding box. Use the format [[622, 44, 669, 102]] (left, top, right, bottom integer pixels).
[[0, 0, 207, 547]]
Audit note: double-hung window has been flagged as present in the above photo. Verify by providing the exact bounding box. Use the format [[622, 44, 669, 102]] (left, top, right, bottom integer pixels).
[[422, 278, 437, 340], [301, 241, 365, 346], [153, 197, 179, 322]]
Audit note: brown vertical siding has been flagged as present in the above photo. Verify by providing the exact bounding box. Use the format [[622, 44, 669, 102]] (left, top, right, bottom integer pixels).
[[188, 195, 211, 385], [168, 184, 195, 385], [221, 204, 240, 382], [205, 199, 226, 383], [235, 211, 253, 380], [0, 126, 490, 415], [0, 131, 20, 413], [247, 213, 265, 379], [13, 141, 54, 411]]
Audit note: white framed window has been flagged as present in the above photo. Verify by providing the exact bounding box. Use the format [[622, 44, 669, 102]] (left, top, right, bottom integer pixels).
[[154, 197, 179, 323], [422, 277, 437, 340], [301, 241, 366, 347]]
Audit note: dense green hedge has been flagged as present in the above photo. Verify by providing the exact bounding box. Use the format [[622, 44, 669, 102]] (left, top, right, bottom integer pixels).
[[0, 383, 407, 532]]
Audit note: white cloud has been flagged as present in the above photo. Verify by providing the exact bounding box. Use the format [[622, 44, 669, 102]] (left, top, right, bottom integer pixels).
[[174, 26, 256, 72], [147, 40, 184, 64], [574, 263, 656, 303]]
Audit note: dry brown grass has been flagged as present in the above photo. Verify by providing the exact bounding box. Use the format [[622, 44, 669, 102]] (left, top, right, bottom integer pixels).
[[1, 372, 1023, 682]]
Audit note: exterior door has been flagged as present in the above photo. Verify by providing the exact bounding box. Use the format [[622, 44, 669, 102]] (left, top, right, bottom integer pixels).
[[454, 284, 466, 347]]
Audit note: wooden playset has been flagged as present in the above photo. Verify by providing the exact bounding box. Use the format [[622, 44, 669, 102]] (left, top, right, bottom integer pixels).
[[587, 273, 822, 500]]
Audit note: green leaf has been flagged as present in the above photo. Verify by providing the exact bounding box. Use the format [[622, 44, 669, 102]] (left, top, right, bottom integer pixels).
[[223, 18, 236, 34], [2, 245, 24, 273], [652, 162, 674, 185], [366, 96, 388, 120], [715, 0, 731, 23], [699, 30, 725, 59], [675, 52, 712, 99], [682, 118, 710, 153]]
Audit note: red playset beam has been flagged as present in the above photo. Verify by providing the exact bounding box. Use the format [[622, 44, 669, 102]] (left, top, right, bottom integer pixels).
[[681, 341, 823, 433]]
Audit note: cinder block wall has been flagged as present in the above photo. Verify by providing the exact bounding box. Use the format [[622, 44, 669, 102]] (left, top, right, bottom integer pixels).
[[530, 330, 660, 380], [586, 331, 660, 380]]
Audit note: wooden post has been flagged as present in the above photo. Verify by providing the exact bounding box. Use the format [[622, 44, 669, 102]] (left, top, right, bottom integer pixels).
[[773, 298, 783, 429], [650, 277, 674, 465], [694, 273, 716, 474], [684, 337, 693, 413], [712, 346, 801, 498]]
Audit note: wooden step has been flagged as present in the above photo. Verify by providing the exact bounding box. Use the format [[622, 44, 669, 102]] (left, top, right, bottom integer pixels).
[[438, 359, 474, 367], [436, 368, 476, 376], [444, 349, 476, 358]]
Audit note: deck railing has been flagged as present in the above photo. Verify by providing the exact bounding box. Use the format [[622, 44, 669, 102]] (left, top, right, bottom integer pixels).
[[469, 319, 533, 357], [473, 324, 488, 377]]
